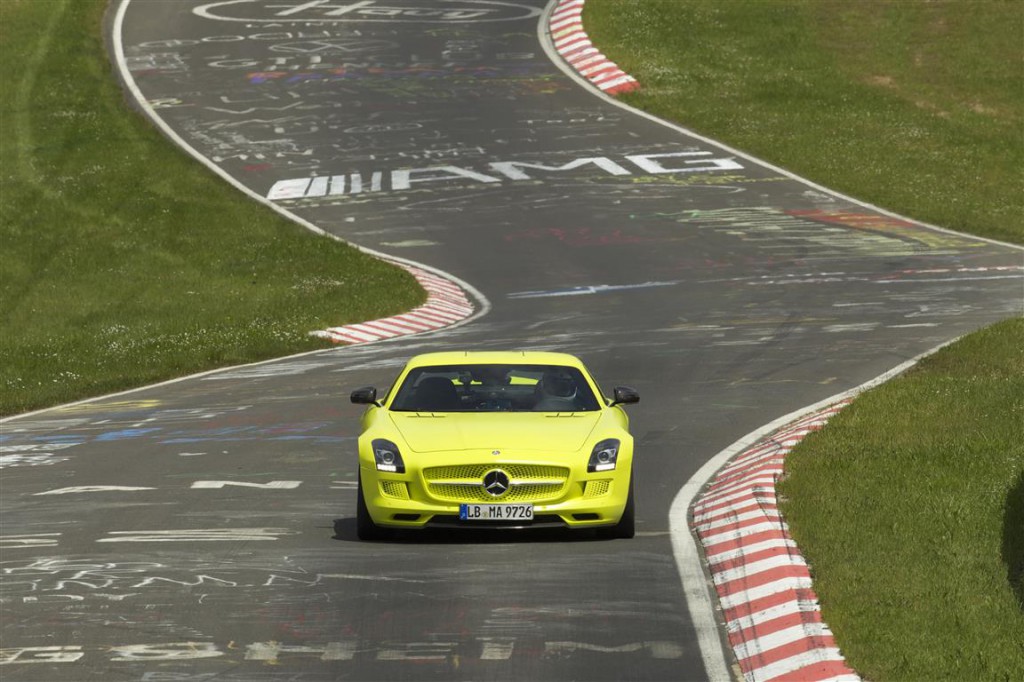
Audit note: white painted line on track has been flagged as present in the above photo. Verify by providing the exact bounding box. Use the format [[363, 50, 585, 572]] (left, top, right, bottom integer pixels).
[[0, 1, 497, 424], [690, 400, 860, 681], [668, 339, 965, 680], [9, 6, 1020, 679], [108, 1, 490, 329], [538, 3, 1024, 254], [537, 2, 1022, 679]]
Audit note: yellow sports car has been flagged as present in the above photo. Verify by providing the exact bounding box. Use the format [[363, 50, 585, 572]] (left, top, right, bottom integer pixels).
[[350, 351, 638, 540]]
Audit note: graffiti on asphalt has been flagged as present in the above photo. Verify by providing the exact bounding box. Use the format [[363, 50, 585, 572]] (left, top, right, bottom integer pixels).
[[192, 0, 542, 24]]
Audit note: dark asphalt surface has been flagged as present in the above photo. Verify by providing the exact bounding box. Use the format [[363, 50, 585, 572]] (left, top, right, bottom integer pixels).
[[1, 0, 1021, 680]]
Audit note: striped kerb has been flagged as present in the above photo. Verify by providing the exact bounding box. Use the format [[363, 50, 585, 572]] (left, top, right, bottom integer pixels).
[[311, 262, 475, 345], [690, 401, 862, 682], [549, 0, 640, 96]]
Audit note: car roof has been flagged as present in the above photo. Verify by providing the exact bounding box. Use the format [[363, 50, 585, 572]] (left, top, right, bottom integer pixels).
[[404, 351, 586, 369]]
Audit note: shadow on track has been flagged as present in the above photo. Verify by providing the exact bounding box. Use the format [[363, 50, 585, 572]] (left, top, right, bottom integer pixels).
[[332, 517, 616, 545]]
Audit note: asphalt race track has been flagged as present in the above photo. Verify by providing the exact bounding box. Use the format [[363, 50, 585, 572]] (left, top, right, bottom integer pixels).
[[1, 1, 1022, 680]]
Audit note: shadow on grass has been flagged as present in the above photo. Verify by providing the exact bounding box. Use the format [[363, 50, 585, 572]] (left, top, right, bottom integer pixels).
[[1004, 468, 1024, 610]]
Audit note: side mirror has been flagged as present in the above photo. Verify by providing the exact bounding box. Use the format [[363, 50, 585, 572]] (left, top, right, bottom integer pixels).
[[610, 386, 639, 406], [350, 387, 380, 406]]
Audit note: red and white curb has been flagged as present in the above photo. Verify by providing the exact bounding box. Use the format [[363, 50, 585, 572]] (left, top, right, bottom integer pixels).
[[691, 400, 861, 682], [311, 263, 474, 345], [549, 0, 640, 96]]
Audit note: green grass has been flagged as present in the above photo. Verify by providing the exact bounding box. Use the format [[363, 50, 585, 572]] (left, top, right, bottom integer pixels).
[[0, 0, 425, 416], [584, 1, 1024, 678], [585, 0, 1023, 245], [779, 319, 1024, 679]]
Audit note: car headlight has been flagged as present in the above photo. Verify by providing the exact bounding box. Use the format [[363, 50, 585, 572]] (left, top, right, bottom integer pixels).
[[372, 439, 405, 474], [588, 439, 620, 473]]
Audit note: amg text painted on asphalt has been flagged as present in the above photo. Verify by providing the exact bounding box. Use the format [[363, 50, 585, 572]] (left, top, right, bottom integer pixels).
[[266, 149, 744, 199]]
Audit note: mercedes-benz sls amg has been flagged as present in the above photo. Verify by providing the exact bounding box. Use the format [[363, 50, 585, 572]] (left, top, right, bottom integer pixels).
[[350, 351, 638, 540]]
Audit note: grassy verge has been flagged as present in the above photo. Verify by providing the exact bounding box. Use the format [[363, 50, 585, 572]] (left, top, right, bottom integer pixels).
[[585, 0, 1022, 245], [585, 1, 1023, 678], [0, 0, 425, 416], [779, 319, 1024, 679]]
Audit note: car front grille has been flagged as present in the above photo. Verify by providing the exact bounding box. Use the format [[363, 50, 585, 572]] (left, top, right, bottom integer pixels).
[[380, 480, 410, 499], [584, 480, 610, 498], [422, 464, 569, 503]]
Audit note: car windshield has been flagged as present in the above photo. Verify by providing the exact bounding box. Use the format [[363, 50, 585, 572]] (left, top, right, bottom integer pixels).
[[389, 364, 601, 412]]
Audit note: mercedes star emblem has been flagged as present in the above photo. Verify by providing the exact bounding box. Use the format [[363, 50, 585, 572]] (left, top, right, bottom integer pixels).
[[482, 469, 510, 497]]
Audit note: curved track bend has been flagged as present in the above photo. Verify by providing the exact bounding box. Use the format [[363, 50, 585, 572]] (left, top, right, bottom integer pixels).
[[1, 1, 1021, 679]]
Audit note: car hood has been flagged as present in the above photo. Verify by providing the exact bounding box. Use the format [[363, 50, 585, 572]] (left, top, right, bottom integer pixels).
[[388, 412, 602, 453]]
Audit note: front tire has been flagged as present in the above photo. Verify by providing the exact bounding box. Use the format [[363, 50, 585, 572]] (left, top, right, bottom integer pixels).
[[356, 473, 391, 541], [599, 474, 635, 539]]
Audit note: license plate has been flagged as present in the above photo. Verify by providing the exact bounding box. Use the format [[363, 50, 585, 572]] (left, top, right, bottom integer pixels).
[[459, 503, 534, 521]]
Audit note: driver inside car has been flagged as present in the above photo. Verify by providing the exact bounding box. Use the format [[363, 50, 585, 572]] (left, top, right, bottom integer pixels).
[[534, 371, 579, 411]]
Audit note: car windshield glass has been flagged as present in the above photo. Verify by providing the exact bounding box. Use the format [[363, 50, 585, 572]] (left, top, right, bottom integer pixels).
[[389, 364, 601, 412]]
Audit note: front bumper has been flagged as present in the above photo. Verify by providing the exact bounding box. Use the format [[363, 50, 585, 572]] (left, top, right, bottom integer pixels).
[[359, 458, 631, 530]]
